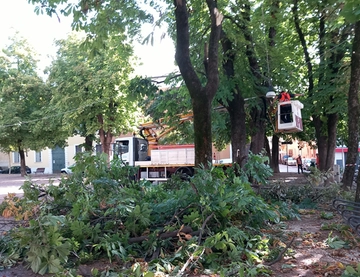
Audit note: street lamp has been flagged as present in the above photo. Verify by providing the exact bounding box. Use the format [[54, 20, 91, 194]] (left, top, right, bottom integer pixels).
[[266, 87, 276, 99]]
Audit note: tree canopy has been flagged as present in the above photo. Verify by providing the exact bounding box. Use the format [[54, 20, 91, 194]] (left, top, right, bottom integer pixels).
[[47, 34, 142, 155], [26, 0, 360, 177], [0, 34, 65, 175]]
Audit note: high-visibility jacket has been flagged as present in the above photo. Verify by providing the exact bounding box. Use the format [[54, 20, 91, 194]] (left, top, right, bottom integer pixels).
[[279, 92, 291, 102]]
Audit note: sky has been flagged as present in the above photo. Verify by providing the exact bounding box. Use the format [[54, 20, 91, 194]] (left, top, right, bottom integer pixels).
[[0, 0, 178, 78]]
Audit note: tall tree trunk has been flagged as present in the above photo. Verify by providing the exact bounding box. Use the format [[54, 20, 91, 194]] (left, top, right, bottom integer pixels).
[[240, 2, 278, 157], [192, 94, 213, 166], [250, 99, 267, 154], [240, 3, 265, 155], [228, 94, 247, 167], [97, 114, 113, 162], [343, 21, 360, 193], [265, 135, 271, 161], [271, 134, 280, 173], [174, 0, 223, 167], [221, 30, 247, 168], [325, 113, 338, 170], [313, 115, 328, 171], [19, 147, 27, 177]]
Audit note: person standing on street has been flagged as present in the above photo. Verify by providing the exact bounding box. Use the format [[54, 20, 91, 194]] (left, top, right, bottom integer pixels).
[[296, 155, 303, 174]]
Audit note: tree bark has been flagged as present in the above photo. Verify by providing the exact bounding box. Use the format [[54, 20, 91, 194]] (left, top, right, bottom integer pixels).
[[250, 99, 267, 154], [192, 94, 213, 167], [239, 3, 266, 155], [228, 94, 247, 167], [19, 147, 27, 177], [239, 2, 278, 157], [174, 0, 223, 167], [271, 134, 280, 173], [84, 135, 94, 152], [97, 114, 113, 160], [342, 21, 360, 195], [220, 30, 247, 168]]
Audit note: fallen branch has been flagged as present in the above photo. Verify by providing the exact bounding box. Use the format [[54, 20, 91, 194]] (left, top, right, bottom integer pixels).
[[128, 226, 198, 244], [198, 212, 214, 244], [177, 213, 215, 276], [265, 236, 296, 266]]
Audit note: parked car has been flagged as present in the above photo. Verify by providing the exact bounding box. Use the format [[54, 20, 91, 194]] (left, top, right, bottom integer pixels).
[[0, 166, 9, 174], [8, 166, 31, 174], [61, 164, 75, 174], [286, 157, 297, 166]]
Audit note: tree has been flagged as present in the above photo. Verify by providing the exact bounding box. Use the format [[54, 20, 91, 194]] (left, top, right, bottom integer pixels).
[[349, 21, 360, 199], [47, 34, 141, 157], [292, 0, 352, 172], [29, 0, 356, 173], [340, 1, 360, 192], [28, 0, 224, 167], [170, 0, 223, 167], [0, 34, 64, 176]]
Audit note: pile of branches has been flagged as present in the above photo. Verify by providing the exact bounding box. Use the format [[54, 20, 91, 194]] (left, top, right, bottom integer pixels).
[[0, 153, 299, 276]]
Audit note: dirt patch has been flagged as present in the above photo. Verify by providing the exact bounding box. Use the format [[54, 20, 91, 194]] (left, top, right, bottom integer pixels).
[[266, 206, 360, 277]]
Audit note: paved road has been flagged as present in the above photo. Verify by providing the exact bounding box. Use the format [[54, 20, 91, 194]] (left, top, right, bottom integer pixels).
[[0, 164, 303, 203], [279, 163, 306, 173], [0, 174, 61, 202]]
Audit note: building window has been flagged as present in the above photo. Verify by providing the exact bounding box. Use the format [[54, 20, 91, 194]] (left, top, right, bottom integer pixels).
[[96, 144, 102, 154], [35, 151, 42, 162], [13, 152, 20, 163], [75, 145, 83, 154]]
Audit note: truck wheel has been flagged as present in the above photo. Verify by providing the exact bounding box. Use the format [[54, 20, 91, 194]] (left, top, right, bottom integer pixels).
[[175, 167, 194, 180]]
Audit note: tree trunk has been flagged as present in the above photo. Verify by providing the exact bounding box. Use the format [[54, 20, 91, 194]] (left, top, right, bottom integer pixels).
[[228, 95, 247, 167], [97, 114, 113, 161], [99, 130, 113, 156], [84, 135, 94, 152], [240, 2, 276, 157], [271, 134, 280, 173], [356, 172, 360, 202], [313, 115, 328, 171], [221, 30, 247, 168], [250, 99, 266, 154], [173, 0, 222, 167], [344, 20, 360, 194], [265, 135, 271, 163], [19, 147, 27, 177], [192, 95, 213, 167], [325, 113, 338, 171]]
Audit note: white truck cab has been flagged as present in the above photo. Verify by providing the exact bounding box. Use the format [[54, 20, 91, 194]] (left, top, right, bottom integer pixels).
[[113, 137, 149, 166]]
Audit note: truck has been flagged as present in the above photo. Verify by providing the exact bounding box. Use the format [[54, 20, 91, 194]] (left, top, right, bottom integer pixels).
[[113, 115, 232, 182], [114, 136, 197, 182]]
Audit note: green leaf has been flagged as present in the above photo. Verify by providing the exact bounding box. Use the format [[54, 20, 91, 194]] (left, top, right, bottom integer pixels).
[[144, 272, 155, 277], [327, 239, 346, 249], [28, 253, 41, 273], [344, 265, 356, 274]]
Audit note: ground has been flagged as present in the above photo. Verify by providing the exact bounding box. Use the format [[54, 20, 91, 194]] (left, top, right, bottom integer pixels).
[[1, 174, 359, 276], [1, 205, 359, 277], [266, 207, 360, 277]]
